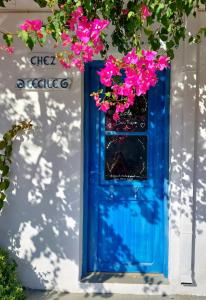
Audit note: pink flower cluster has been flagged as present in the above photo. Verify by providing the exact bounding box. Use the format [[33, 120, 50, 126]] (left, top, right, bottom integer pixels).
[[92, 49, 169, 120], [19, 19, 43, 32], [141, 4, 152, 20], [58, 6, 110, 72], [0, 45, 14, 54], [19, 19, 44, 40]]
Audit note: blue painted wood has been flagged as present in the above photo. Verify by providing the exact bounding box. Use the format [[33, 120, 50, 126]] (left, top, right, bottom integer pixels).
[[83, 61, 169, 276]]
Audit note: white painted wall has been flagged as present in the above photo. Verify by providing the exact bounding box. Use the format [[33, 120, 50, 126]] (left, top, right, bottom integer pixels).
[[0, 1, 206, 296]]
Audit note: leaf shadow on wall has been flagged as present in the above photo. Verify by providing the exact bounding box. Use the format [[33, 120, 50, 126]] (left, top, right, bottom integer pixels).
[[0, 43, 205, 297]]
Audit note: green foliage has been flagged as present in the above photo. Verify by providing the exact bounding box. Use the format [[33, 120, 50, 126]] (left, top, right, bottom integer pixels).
[[0, 0, 11, 7], [17, 30, 36, 51], [3, 33, 13, 47], [47, 0, 206, 59], [0, 121, 33, 211], [0, 248, 25, 300], [1, 0, 206, 59], [34, 0, 48, 7]]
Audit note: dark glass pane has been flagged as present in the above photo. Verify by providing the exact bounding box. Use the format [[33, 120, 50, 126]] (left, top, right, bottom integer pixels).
[[105, 135, 147, 180], [105, 94, 148, 132]]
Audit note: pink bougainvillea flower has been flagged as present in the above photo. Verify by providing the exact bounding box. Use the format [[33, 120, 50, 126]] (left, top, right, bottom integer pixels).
[[61, 33, 72, 46], [19, 19, 43, 31], [58, 7, 110, 72], [76, 28, 91, 43], [6, 46, 14, 54], [141, 4, 152, 20], [95, 40, 105, 53], [67, 18, 76, 31], [97, 69, 113, 87], [157, 55, 170, 70], [105, 55, 119, 67], [76, 19, 91, 43], [112, 84, 132, 97], [92, 48, 169, 121], [123, 48, 139, 64], [71, 42, 83, 55], [116, 103, 126, 113], [142, 49, 157, 61], [92, 19, 110, 31], [90, 19, 110, 42], [59, 59, 71, 69], [113, 113, 120, 121], [100, 101, 110, 112], [82, 45, 94, 62], [94, 94, 100, 102], [71, 6, 84, 20], [98, 62, 121, 87], [68, 7, 84, 30], [19, 21, 30, 31], [71, 57, 84, 72], [0, 45, 14, 54]]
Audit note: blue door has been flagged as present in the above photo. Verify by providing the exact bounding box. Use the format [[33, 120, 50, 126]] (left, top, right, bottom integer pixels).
[[84, 61, 169, 275]]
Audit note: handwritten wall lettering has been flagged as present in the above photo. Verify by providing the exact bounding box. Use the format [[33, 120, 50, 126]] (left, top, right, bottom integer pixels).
[[30, 55, 56, 66], [16, 54, 72, 90], [16, 78, 72, 90]]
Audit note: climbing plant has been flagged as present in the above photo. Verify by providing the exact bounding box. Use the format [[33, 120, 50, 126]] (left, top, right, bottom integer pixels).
[[0, 0, 206, 118], [0, 121, 33, 211]]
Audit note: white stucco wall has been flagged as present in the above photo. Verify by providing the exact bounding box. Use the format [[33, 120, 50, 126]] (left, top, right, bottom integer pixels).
[[0, 1, 206, 296]]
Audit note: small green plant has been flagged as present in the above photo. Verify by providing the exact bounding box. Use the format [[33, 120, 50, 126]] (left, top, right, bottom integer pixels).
[[0, 121, 33, 211], [0, 248, 25, 300]]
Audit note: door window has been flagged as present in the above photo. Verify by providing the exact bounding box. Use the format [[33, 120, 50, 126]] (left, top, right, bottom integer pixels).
[[104, 94, 148, 181]]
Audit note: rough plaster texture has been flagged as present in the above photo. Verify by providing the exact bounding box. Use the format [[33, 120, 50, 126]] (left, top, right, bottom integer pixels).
[[0, 1, 206, 296]]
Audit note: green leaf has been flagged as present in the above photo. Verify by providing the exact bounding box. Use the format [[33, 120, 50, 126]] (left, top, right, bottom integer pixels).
[[2, 165, 9, 176], [84, 0, 93, 12], [0, 141, 6, 150], [144, 27, 153, 36], [33, 0, 47, 7], [161, 27, 168, 35], [3, 131, 12, 142], [3, 33, 13, 47], [156, 3, 165, 15], [150, 37, 161, 50], [113, 76, 123, 84], [18, 29, 35, 50], [0, 0, 5, 7], [5, 144, 12, 157], [0, 192, 6, 201], [128, 11, 135, 19], [167, 48, 174, 60], [0, 179, 10, 191], [176, 0, 183, 10], [26, 36, 35, 50], [0, 199, 4, 210], [161, 15, 169, 27], [18, 30, 29, 43], [160, 34, 168, 41], [166, 40, 175, 49]]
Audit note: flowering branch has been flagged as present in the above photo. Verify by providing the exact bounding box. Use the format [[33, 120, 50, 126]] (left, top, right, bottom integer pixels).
[[0, 0, 206, 119], [91, 49, 169, 120]]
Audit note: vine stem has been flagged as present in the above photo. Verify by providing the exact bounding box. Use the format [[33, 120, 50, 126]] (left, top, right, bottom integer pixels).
[[0, 29, 18, 36]]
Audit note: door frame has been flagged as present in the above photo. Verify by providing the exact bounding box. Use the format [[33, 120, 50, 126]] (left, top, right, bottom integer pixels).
[[82, 60, 170, 279]]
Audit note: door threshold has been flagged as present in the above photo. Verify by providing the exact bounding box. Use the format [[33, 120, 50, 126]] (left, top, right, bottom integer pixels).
[[81, 272, 168, 284]]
